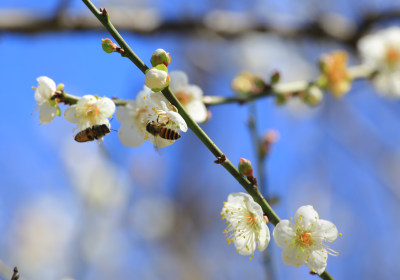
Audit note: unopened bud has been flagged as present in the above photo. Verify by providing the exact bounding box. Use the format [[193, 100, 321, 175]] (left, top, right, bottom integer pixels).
[[231, 72, 267, 96], [275, 93, 289, 105], [303, 85, 323, 106], [263, 215, 269, 224], [102, 38, 119, 54], [238, 158, 253, 177], [145, 64, 170, 92], [150, 49, 171, 67], [56, 83, 65, 91], [270, 71, 280, 84], [261, 130, 279, 157]]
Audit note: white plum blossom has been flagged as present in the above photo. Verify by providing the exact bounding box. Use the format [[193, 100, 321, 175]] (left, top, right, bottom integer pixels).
[[145, 67, 169, 90], [358, 27, 400, 97], [117, 86, 187, 148], [273, 205, 339, 275], [221, 192, 270, 259], [64, 95, 115, 132], [34, 76, 59, 124], [169, 71, 208, 123]]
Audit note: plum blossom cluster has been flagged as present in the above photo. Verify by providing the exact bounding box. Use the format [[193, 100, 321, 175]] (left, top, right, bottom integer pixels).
[[221, 193, 339, 275]]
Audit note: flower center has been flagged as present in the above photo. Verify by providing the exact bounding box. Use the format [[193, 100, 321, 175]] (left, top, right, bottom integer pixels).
[[296, 231, 312, 248], [385, 46, 399, 68], [86, 104, 100, 119], [175, 91, 192, 105], [246, 212, 258, 228]]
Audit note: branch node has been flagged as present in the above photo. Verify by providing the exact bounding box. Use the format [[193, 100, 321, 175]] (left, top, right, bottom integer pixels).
[[51, 90, 72, 105], [99, 7, 108, 16], [214, 154, 226, 165], [116, 47, 125, 56], [247, 176, 258, 186]]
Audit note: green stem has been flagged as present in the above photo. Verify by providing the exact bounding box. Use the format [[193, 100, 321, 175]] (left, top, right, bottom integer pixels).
[[81, 1, 335, 279]]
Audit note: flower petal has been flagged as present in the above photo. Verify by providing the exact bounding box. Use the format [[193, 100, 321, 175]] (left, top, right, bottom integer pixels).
[[257, 223, 270, 252], [64, 106, 79, 124], [294, 205, 319, 228], [281, 245, 307, 267], [39, 103, 57, 124], [118, 124, 145, 147], [233, 232, 257, 256], [36, 76, 56, 101], [169, 71, 189, 92], [97, 97, 116, 117], [166, 111, 187, 132], [314, 219, 338, 243], [273, 220, 296, 248], [186, 100, 207, 123], [305, 249, 328, 275]]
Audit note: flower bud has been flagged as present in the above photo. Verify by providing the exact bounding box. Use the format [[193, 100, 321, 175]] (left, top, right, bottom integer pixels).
[[261, 130, 279, 157], [231, 72, 267, 97], [270, 71, 280, 84], [145, 64, 170, 92], [238, 158, 253, 177], [101, 38, 119, 54], [302, 86, 323, 106], [150, 49, 171, 67]]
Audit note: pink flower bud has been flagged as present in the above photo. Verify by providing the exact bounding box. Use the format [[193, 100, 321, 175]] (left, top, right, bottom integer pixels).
[[238, 158, 253, 177]]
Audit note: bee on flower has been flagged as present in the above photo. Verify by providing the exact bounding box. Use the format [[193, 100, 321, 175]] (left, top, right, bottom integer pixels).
[[64, 95, 115, 141], [221, 192, 270, 260], [273, 205, 340, 275], [117, 86, 187, 148], [358, 26, 400, 97]]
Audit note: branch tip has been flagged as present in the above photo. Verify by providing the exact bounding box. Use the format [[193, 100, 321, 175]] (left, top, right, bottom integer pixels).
[[11, 267, 19, 280]]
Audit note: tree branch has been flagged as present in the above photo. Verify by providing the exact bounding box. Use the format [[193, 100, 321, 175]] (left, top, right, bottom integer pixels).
[[81, 0, 335, 279], [2, 7, 400, 48]]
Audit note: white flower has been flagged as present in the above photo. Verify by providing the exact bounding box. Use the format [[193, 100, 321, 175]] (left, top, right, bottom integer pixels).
[[34, 76, 59, 124], [145, 67, 169, 90], [117, 86, 187, 148], [64, 95, 115, 132], [169, 71, 207, 123], [273, 205, 339, 275], [221, 192, 270, 259], [358, 26, 400, 97]]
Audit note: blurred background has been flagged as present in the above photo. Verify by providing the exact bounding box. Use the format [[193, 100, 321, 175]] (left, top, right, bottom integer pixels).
[[1, 0, 400, 279]]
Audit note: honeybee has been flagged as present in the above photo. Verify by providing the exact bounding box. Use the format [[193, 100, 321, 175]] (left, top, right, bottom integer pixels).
[[146, 121, 181, 140], [74, 124, 111, 142]]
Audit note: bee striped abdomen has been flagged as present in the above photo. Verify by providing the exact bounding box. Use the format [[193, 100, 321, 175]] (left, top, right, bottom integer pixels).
[[146, 121, 181, 140], [160, 127, 180, 140]]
